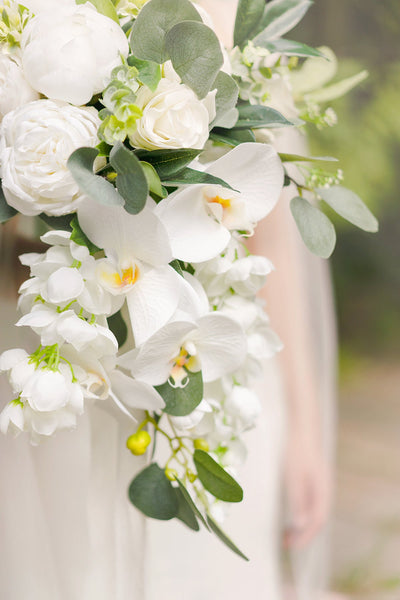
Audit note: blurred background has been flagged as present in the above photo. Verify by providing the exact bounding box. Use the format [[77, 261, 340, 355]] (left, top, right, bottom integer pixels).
[[296, 1, 400, 598]]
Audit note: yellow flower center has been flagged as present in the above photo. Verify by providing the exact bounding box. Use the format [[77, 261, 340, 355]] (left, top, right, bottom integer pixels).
[[208, 195, 231, 209]]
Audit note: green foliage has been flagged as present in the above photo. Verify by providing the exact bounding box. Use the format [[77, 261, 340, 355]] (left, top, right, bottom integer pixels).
[[211, 71, 239, 128], [109, 142, 148, 214], [0, 184, 17, 223], [134, 148, 202, 179], [234, 0, 266, 48], [165, 21, 223, 99], [253, 0, 313, 43], [279, 153, 338, 163], [290, 196, 337, 258], [317, 185, 378, 233], [206, 515, 249, 561], [174, 478, 210, 529], [161, 167, 234, 190], [155, 370, 203, 417], [210, 127, 256, 146], [38, 213, 74, 231], [70, 216, 101, 254], [76, 0, 119, 22], [67, 147, 123, 207], [174, 487, 200, 531], [128, 463, 179, 520], [257, 38, 325, 58], [107, 310, 128, 348], [129, 0, 201, 64], [141, 161, 166, 198], [235, 103, 293, 128], [127, 56, 161, 92], [193, 449, 244, 502]]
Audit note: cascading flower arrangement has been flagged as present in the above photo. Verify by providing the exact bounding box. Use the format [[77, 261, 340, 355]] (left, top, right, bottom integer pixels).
[[0, 0, 377, 559]]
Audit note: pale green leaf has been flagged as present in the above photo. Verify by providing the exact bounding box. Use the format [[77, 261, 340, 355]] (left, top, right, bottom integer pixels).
[[155, 370, 203, 416], [67, 147, 123, 207], [211, 71, 239, 128], [254, 0, 313, 42], [129, 0, 202, 64], [257, 38, 326, 59], [305, 70, 369, 104], [317, 185, 378, 232], [193, 450, 243, 502], [279, 153, 338, 163], [290, 196, 336, 258], [76, 0, 119, 22], [165, 21, 223, 99], [109, 142, 148, 214], [234, 0, 266, 48], [141, 161, 166, 198], [235, 103, 293, 129], [174, 487, 200, 531], [127, 56, 161, 92], [175, 478, 210, 530], [206, 515, 249, 561]]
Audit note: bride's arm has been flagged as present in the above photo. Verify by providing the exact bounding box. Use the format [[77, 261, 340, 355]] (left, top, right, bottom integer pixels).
[[248, 195, 332, 548]]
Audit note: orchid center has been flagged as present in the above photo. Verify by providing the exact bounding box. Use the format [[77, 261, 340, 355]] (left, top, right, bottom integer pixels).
[[169, 346, 198, 388], [202, 184, 246, 230], [97, 259, 141, 295]]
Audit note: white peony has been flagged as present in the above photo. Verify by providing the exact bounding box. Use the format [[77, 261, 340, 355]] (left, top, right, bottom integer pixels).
[[20, 0, 75, 13], [0, 100, 100, 216], [21, 2, 129, 105], [0, 55, 39, 121], [129, 63, 216, 150]]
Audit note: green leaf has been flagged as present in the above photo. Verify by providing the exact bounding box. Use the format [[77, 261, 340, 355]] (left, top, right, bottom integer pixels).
[[174, 487, 200, 531], [234, 0, 266, 48], [127, 56, 161, 92], [67, 147, 123, 208], [290, 196, 336, 258], [39, 213, 74, 231], [129, 0, 202, 64], [107, 310, 128, 348], [256, 38, 326, 59], [175, 478, 210, 530], [141, 161, 166, 198], [128, 463, 179, 520], [305, 70, 369, 104], [206, 515, 249, 561], [253, 0, 313, 43], [279, 153, 338, 163], [165, 21, 223, 99], [235, 104, 293, 129], [193, 449, 243, 502], [70, 215, 101, 254], [155, 370, 203, 417], [211, 71, 239, 128], [162, 167, 235, 190], [0, 185, 17, 224], [76, 0, 119, 22], [316, 185, 378, 233], [109, 142, 148, 214], [210, 127, 256, 146], [134, 148, 202, 179]]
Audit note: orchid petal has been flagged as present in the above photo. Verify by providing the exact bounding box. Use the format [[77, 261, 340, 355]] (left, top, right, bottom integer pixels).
[[44, 266, 84, 303], [109, 370, 165, 412]]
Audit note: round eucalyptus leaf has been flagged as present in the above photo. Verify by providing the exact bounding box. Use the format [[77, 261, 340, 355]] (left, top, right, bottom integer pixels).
[[128, 463, 179, 520], [155, 370, 203, 416], [317, 185, 379, 233], [290, 196, 336, 258], [109, 142, 148, 214]]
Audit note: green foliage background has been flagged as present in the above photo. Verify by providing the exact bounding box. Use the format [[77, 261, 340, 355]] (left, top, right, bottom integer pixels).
[[296, 0, 400, 358]]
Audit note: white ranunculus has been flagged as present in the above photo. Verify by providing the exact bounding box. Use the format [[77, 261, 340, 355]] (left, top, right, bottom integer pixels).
[[21, 3, 129, 105], [129, 63, 216, 150], [0, 100, 100, 216], [0, 55, 39, 121]]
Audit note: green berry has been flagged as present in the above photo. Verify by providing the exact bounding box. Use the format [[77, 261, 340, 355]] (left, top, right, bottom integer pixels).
[[126, 430, 151, 455], [193, 438, 209, 452]]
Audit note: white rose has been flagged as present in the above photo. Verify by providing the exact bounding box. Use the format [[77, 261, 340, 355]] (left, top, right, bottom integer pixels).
[[0, 55, 39, 122], [20, 0, 75, 13], [21, 3, 129, 105], [0, 99, 100, 216], [129, 64, 216, 150]]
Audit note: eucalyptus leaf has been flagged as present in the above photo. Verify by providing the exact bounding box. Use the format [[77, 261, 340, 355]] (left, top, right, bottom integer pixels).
[[193, 450, 244, 502], [206, 515, 249, 561], [211, 71, 239, 129], [128, 463, 179, 520], [76, 0, 119, 22], [165, 21, 223, 99], [317, 185, 378, 232], [234, 0, 266, 48], [0, 185, 17, 223], [235, 104, 293, 129], [256, 38, 326, 59], [127, 56, 161, 92], [210, 127, 256, 146], [162, 167, 235, 190], [107, 310, 128, 348], [279, 153, 338, 163], [129, 0, 202, 64], [39, 213, 74, 231], [305, 70, 369, 104], [67, 147, 123, 207], [290, 196, 336, 258], [70, 215, 101, 254], [175, 478, 210, 530], [134, 148, 202, 178], [141, 161, 166, 198], [253, 0, 313, 43], [174, 487, 200, 531], [155, 370, 203, 417], [109, 142, 148, 214]]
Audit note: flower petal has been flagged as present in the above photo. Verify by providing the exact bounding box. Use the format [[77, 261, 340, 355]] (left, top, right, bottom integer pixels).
[[44, 267, 84, 304], [110, 370, 165, 412]]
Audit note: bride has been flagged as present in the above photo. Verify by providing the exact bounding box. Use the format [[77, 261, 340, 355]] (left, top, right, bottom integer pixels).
[[0, 1, 336, 598]]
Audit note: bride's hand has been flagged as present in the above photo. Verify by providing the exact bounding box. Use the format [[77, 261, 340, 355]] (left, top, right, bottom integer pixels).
[[283, 431, 332, 549]]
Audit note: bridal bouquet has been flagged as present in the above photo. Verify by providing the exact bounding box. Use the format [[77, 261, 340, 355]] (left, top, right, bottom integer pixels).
[[0, 0, 377, 559]]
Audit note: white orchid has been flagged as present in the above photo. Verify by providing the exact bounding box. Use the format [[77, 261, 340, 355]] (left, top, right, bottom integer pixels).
[[155, 143, 284, 262], [118, 312, 247, 387], [77, 198, 183, 346]]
